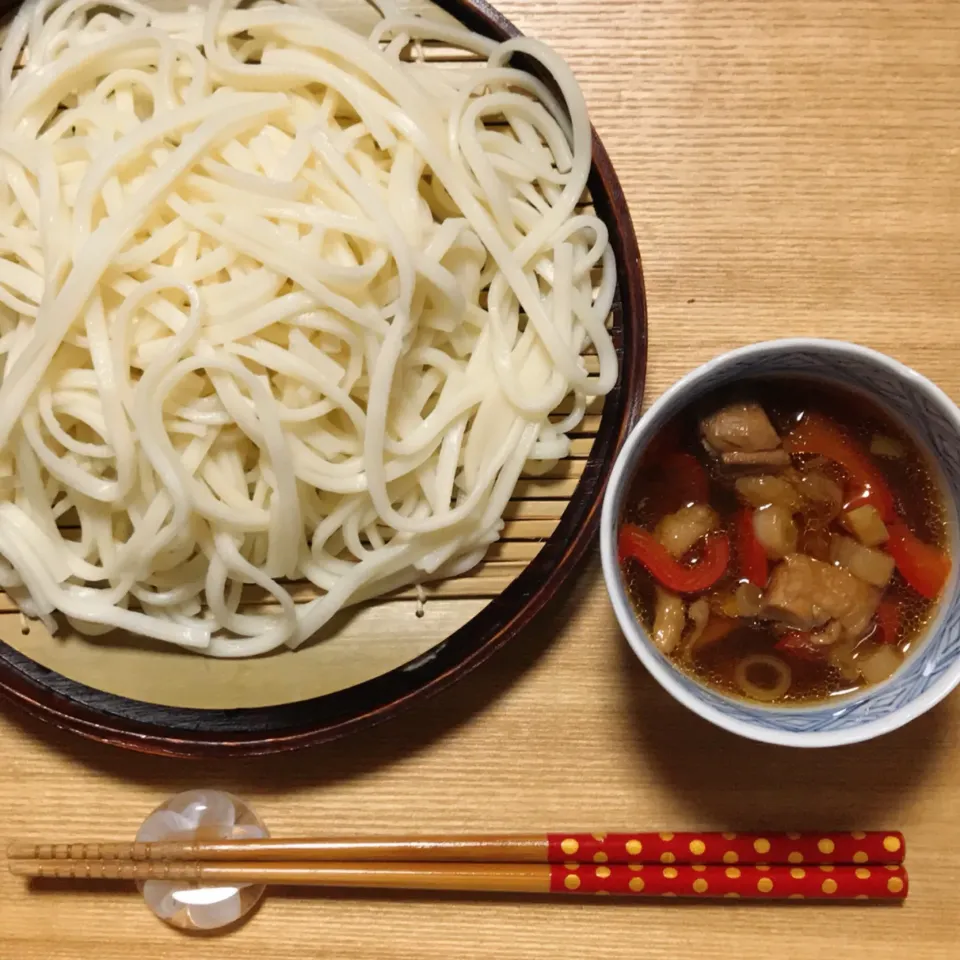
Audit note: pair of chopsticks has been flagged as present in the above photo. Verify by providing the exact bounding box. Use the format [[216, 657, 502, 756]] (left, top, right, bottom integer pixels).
[[8, 831, 908, 901]]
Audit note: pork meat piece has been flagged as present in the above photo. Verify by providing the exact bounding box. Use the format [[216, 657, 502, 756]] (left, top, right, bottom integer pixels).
[[700, 402, 782, 455], [761, 554, 881, 639]]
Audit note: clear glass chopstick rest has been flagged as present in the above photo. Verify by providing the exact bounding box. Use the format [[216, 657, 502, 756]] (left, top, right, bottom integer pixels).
[[136, 789, 269, 931]]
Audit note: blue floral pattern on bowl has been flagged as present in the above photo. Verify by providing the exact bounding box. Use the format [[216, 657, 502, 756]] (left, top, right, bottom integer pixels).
[[601, 339, 960, 746]]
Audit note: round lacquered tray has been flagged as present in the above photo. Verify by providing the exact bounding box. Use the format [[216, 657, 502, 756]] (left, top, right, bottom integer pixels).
[[0, 0, 647, 758]]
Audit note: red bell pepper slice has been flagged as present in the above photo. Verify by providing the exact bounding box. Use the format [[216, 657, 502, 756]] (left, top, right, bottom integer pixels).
[[775, 630, 825, 662], [786, 414, 949, 600], [735, 507, 768, 588], [618, 524, 730, 594], [886, 522, 950, 600], [874, 599, 902, 644], [661, 451, 710, 510], [784, 412, 897, 522]]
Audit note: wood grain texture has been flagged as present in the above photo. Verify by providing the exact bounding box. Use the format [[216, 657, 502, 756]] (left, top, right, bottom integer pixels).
[[2, 0, 960, 956]]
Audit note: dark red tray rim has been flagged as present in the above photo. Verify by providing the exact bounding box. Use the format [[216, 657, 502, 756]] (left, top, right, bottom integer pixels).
[[0, 0, 648, 758]]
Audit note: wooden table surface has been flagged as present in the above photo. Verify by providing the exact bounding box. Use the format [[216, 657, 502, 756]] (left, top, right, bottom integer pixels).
[[3, 0, 960, 956]]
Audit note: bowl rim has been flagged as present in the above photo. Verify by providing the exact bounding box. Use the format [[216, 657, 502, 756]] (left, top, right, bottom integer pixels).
[[0, 0, 649, 758], [600, 337, 960, 748]]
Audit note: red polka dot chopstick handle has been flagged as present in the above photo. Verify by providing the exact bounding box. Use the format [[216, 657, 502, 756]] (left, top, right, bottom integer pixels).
[[549, 863, 908, 901], [545, 831, 905, 866]]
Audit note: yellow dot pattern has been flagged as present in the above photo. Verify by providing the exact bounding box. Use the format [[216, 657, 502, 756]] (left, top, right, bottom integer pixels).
[[724, 892, 740, 899], [551, 832, 903, 899]]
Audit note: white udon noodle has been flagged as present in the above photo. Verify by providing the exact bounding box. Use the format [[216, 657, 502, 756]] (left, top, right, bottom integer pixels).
[[0, 0, 617, 657]]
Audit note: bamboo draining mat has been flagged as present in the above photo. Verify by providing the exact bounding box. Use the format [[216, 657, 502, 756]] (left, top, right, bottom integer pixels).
[[4, 0, 960, 958]]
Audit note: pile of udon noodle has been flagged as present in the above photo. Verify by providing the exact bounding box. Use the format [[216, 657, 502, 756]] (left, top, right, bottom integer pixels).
[[0, 0, 617, 656]]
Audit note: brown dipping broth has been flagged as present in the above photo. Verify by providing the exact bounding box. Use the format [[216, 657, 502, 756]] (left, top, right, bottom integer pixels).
[[620, 377, 947, 705]]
